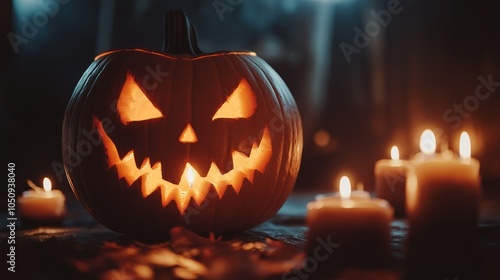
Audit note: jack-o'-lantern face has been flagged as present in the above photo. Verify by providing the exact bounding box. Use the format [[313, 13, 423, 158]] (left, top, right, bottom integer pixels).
[[93, 72, 272, 213], [63, 10, 302, 237]]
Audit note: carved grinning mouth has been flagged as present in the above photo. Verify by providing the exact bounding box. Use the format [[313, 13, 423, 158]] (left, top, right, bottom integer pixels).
[[93, 117, 272, 213]]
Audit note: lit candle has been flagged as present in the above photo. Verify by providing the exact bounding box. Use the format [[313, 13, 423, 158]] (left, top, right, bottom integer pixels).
[[413, 129, 437, 160], [406, 131, 481, 277], [375, 145, 409, 217], [306, 176, 393, 268], [18, 178, 66, 224], [315, 176, 371, 201]]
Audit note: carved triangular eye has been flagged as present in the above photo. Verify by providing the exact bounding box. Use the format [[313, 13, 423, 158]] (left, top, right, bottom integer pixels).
[[117, 73, 164, 124], [212, 78, 257, 120]]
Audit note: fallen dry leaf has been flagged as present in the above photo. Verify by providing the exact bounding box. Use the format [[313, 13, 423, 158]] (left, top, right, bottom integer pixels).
[[67, 226, 303, 279]]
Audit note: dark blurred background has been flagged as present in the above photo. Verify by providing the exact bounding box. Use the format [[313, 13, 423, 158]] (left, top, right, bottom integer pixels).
[[1, 0, 500, 197]]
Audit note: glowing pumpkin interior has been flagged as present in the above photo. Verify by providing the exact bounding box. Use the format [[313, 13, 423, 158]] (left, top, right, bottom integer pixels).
[[93, 74, 272, 213]]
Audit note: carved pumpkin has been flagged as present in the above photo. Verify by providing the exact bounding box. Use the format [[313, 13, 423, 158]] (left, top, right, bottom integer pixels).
[[63, 10, 302, 238]]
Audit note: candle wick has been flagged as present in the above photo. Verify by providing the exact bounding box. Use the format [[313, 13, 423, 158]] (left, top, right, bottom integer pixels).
[[26, 179, 44, 193]]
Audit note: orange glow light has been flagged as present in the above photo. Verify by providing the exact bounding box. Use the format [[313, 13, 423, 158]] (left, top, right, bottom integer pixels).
[[187, 164, 195, 188], [179, 123, 198, 143], [314, 130, 330, 148], [212, 78, 257, 120], [117, 73, 163, 124]]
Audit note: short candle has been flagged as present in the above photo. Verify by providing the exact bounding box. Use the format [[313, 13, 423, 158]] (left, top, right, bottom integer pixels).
[[307, 176, 393, 268], [18, 178, 66, 224]]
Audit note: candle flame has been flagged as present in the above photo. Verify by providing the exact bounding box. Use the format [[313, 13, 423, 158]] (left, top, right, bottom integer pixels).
[[390, 146, 399, 160], [339, 176, 351, 200], [187, 164, 195, 188], [43, 177, 52, 192], [420, 129, 436, 155], [459, 131, 471, 159]]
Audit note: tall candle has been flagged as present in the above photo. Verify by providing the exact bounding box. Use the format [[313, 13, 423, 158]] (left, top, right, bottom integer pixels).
[[307, 176, 393, 269], [375, 146, 409, 216], [406, 131, 480, 278], [18, 178, 66, 224]]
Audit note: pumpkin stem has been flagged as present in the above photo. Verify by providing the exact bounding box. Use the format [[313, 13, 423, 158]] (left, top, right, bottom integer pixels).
[[163, 10, 203, 55]]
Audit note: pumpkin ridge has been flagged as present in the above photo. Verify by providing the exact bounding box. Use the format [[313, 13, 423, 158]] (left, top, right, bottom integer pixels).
[[184, 59, 194, 171], [254, 56, 302, 222], [236, 54, 301, 225], [68, 57, 115, 219], [212, 54, 262, 225], [207, 55, 234, 176], [229, 54, 286, 224]]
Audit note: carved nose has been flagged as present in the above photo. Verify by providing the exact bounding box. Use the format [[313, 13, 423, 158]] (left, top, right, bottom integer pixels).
[[179, 123, 198, 143]]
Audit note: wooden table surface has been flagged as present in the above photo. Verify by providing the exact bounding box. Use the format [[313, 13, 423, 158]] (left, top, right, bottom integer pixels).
[[2, 187, 500, 280]]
